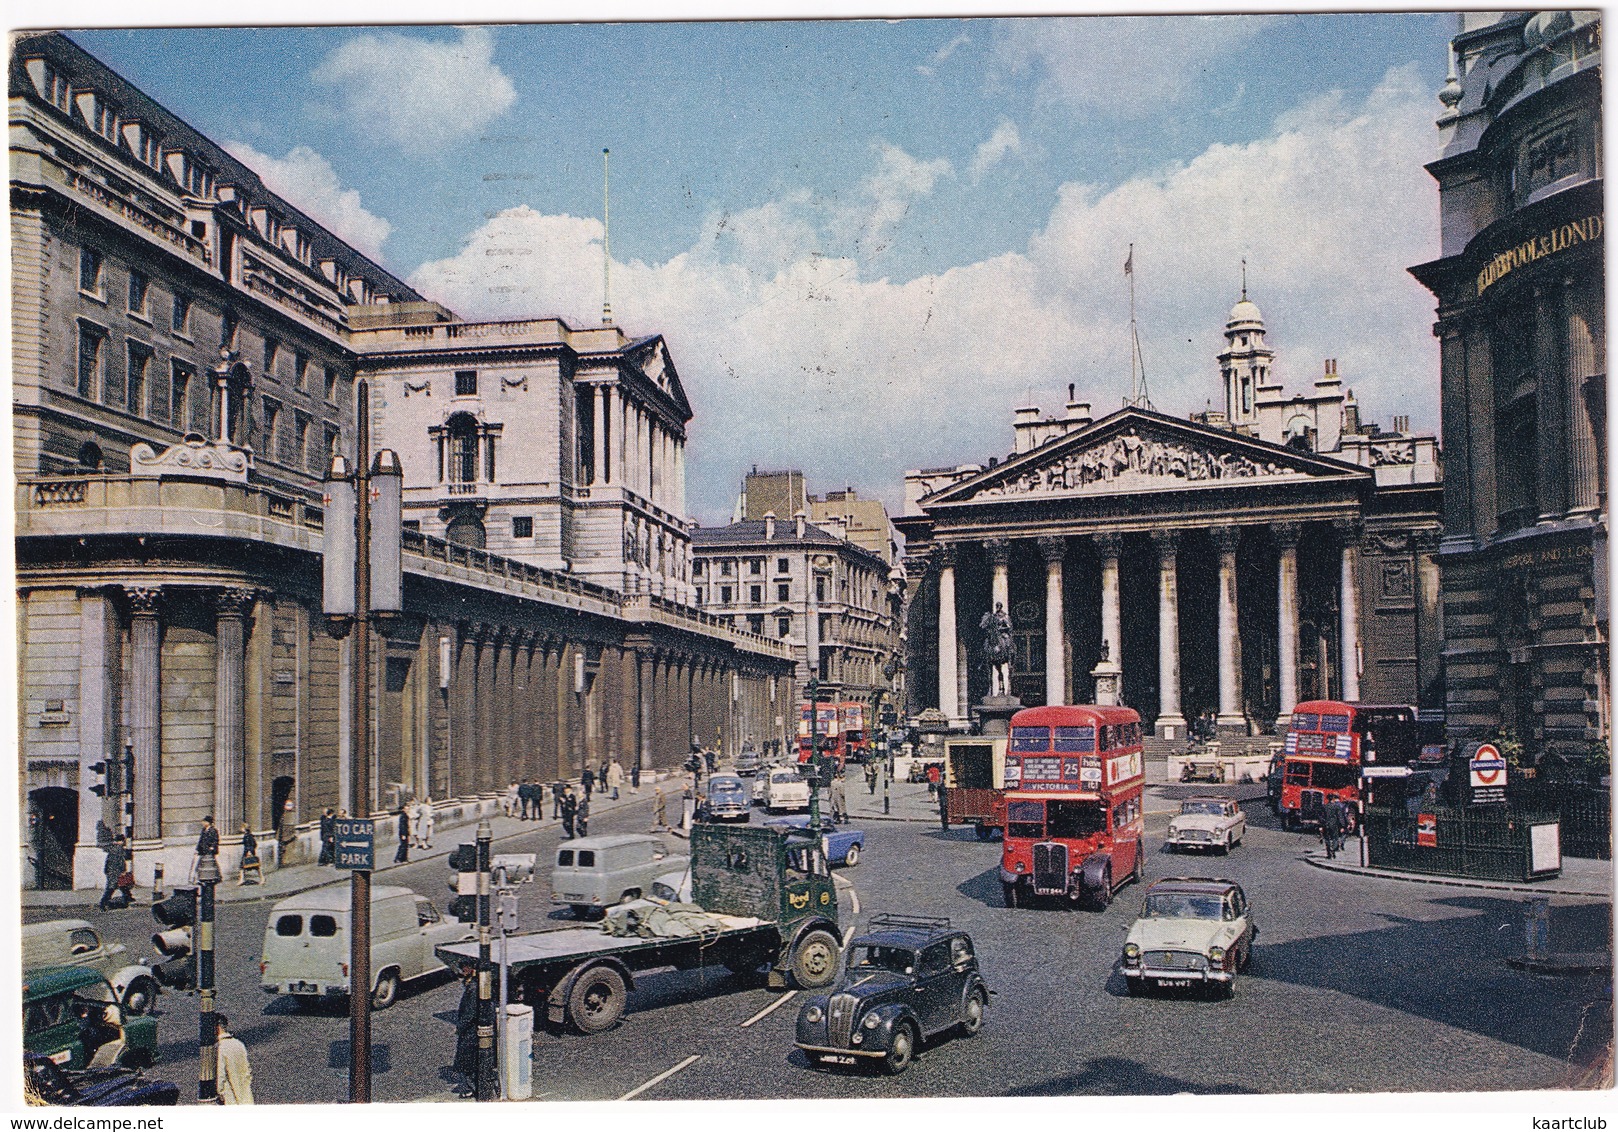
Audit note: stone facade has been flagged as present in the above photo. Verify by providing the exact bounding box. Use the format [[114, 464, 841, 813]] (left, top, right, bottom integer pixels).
[[1409, 10, 1607, 761]]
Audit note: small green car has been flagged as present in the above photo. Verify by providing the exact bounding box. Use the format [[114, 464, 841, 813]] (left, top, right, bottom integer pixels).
[[23, 966, 159, 1070]]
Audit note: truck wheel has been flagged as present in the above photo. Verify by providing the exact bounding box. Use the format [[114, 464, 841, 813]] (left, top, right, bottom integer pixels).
[[568, 967, 627, 1034], [960, 987, 987, 1036], [789, 929, 840, 989], [122, 976, 159, 1017], [1001, 882, 1019, 908], [881, 1020, 917, 1075], [974, 823, 993, 841], [843, 843, 861, 868], [370, 969, 400, 1011]]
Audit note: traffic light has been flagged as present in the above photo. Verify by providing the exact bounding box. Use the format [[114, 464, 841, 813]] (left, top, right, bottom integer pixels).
[[88, 761, 111, 798], [151, 888, 198, 990], [447, 844, 478, 922]]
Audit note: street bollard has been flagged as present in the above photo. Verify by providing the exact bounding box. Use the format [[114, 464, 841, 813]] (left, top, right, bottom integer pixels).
[[502, 1004, 533, 1100], [883, 764, 890, 816], [1524, 896, 1551, 959], [152, 861, 165, 903]]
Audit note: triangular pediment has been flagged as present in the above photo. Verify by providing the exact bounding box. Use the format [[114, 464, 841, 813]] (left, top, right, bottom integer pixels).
[[924, 408, 1370, 507], [627, 336, 692, 420]]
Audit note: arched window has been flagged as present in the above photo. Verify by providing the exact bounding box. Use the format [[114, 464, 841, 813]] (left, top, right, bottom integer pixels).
[[446, 413, 478, 484], [78, 441, 104, 470], [445, 512, 486, 548]]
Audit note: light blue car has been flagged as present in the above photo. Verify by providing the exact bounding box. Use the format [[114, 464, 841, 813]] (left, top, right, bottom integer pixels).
[[763, 815, 865, 867]]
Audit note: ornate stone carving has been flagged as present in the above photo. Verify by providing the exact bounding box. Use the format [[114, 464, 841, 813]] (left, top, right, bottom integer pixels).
[[211, 586, 258, 618], [983, 538, 1012, 566], [1381, 559, 1413, 599], [1412, 528, 1442, 554], [402, 377, 431, 397], [1094, 532, 1125, 559], [1037, 535, 1067, 563], [123, 586, 162, 615], [934, 543, 957, 569], [1271, 521, 1302, 549], [970, 426, 1300, 501], [1212, 526, 1243, 555], [501, 372, 528, 390], [130, 434, 251, 484], [1370, 531, 1411, 553], [1369, 441, 1416, 466], [1149, 529, 1180, 556]]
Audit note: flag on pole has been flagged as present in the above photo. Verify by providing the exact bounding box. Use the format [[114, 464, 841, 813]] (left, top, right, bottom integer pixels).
[[1124, 244, 1133, 276]]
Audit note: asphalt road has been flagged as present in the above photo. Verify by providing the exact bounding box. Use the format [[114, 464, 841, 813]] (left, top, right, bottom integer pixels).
[[25, 784, 1612, 1102]]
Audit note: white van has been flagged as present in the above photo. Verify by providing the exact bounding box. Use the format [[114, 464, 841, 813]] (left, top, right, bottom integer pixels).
[[259, 885, 470, 1009], [764, 768, 811, 813]]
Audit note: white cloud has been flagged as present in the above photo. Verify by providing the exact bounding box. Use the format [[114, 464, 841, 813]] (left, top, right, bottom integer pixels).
[[969, 119, 1023, 182], [311, 27, 516, 151], [223, 142, 392, 260], [917, 32, 971, 75], [837, 142, 953, 258], [992, 15, 1276, 118], [408, 67, 1440, 525]]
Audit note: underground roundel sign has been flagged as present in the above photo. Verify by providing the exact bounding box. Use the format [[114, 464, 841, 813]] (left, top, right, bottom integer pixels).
[[1470, 743, 1507, 788]]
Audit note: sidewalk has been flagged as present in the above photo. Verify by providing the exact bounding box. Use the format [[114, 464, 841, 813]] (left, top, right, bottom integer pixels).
[[1302, 848, 1614, 899], [22, 773, 676, 910]]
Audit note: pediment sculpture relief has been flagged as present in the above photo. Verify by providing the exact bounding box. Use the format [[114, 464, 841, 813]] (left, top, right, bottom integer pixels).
[[971, 428, 1301, 499]]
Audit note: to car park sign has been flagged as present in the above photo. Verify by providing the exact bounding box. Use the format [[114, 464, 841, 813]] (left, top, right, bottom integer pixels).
[[334, 817, 375, 870], [1468, 743, 1508, 804]]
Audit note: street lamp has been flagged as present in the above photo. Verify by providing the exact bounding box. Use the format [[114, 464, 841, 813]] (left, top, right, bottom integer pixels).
[[195, 851, 221, 1103], [806, 677, 826, 832]]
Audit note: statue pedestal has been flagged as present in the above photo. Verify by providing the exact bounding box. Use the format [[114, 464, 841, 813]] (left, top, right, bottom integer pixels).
[[1090, 661, 1123, 707], [974, 695, 1022, 737]]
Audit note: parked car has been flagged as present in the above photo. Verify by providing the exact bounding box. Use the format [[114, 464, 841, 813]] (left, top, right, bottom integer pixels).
[[24, 1053, 178, 1106], [752, 767, 777, 806], [23, 966, 159, 1070], [764, 768, 811, 813], [1120, 877, 1257, 998], [795, 914, 988, 1074], [734, 749, 763, 776], [260, 885, 470, 1009], [763, 815, 865, 867], [699, 775, 751, 822], [550, 834, 688, 918], [23, 919, 161, 1016], [1164, 797, 1247, 854], [649, 866, 693, 904]]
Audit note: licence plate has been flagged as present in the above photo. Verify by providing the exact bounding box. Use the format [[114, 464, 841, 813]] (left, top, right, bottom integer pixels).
[[820, 1054, 857, 1065], [288, 981, 319, 994], [1156, 978, 1192, 989]]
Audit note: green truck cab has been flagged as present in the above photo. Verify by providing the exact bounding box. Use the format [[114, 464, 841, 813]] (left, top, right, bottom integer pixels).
[[23, 966, 160, 1070]]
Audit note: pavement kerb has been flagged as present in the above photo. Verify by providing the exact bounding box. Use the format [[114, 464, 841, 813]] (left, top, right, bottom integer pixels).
[[1302, 851, 1611, 898]]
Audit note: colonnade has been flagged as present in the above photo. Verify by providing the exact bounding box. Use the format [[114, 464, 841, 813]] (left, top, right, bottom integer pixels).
[[585, 381, 687, 515]]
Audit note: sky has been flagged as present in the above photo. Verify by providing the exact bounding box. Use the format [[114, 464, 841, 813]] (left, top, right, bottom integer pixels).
[[63, 11, 1460, 527]]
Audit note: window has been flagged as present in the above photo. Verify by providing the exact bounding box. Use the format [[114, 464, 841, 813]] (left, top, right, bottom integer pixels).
[[38, 60, 72, 110], [777, 616, 791, 638], [294, 412, 311, 469], [748, 558, 763, 576], [136, 129, 162, 168], [293, 350, 309, 390], [777, 558, 790, 574], [720, 561, 734, 577], [819, 613, 831, 640], [696, 587, 706, 604], [815, 577, 827, 602], [263, 337, 279, 377], [513, 516, 534, 538], [274, 915, 303, 937], [747, 614, 764, 635], [447, 416, 478, 483], [90, 98, 118, 141], [720, 586, 733, 604], [577, 851, 596, 868], [76, 322, 105, 399], [262, 398, 282, 458], [324, 425, 341, 471], [221, 310, 238, 352], [919, 941, 952, 975], [125, 342, 149, 416], [749, 585, 762, 604], [693, 560, 706, 577], [323, 366, 338, 402], [556, 850, 574, 867], [777, 583, 790, 602], [169, 360, 192, 427], [126, 270, 148, 317], [455, 370, 478, 397], [171, 293, 191, 337], [308, 914, 338, 938], [79, 248, 104, 296]]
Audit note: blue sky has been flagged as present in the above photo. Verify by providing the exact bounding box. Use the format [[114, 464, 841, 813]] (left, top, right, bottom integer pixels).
[[64, 13, 1458, 525]]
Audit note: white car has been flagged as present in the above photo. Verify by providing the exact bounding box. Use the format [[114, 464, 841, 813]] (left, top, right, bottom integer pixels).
[[763, 768, 811, 813], [1121, 877, 1257, 998], [1165, 797, 1246, 855]]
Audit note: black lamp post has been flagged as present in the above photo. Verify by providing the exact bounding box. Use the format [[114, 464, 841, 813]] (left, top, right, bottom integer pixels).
[[195, 851, 220, 1103], [806, 678, 826, 832]]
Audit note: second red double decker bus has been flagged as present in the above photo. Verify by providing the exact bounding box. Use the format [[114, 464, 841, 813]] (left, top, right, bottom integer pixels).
[[1279, 700, 1425, 829], [998, 704, 1146, 911]]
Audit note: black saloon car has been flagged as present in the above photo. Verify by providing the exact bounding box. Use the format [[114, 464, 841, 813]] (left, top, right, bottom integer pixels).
[[795, 914, 988, 1074], [24, 1054, 180, 1106]]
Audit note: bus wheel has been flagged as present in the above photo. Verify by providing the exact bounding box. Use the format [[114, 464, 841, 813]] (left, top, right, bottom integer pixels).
[[1089, 873, 1113, 911], [1283, 812, 1299, 832]]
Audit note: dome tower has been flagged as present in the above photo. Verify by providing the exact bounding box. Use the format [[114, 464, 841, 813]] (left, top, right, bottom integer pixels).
[[1217, 281, 1275, 433]]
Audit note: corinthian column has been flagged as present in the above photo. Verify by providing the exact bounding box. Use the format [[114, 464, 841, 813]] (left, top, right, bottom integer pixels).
[[1274, 522, 1301, 726], [1151, 530, 1186, 739], [1038, 536, 1066, 706], [212, 587, 256, 833], [985, 538, 1011, 614], [1213, 527, 1245, 731], [1337, 519, 1363, 702], [1095, 532, 1123, 668], [936, 545, 959, 723], [125, 587, 163, 841]]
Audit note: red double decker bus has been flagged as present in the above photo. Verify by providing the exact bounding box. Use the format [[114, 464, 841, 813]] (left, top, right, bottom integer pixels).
[[997, 705, 1145, 910], [1279, 700, 1425, 829], [796, 701, 870, 768]]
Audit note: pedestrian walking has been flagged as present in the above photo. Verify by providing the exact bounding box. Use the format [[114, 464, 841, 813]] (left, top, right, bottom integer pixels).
[[630, 761, 641, 793], [191, 815, 219, 882], [394, 806, 410, 864], [451, 960, 481, 1098], [865, 760, 879, 795], [99, 836, 128, 911], [1322, 798, 1348, 859], [829, 773, 847, 825], [518, 779, 534, 820], [214, 1015, 254, 1104], [551, 781, 565, 819], [503, 781, 519, 819], [561, 788, 578, 840], [937, 782, 950, 832], [577, 795, 591, 838], [277, 798, 297, 862], [237, 825, 261, 886], [607, 758, 623, 801], [318, 807, 336, 865], [926, 762, 941, 798], [422, 800, 435, 849], [581, 765, 595, 800], [652, 786, 668, 831]]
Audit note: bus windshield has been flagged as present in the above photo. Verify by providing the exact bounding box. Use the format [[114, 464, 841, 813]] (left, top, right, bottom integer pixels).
[[1047, 801, 1107, 839], [1010, 727, 1048, 752]]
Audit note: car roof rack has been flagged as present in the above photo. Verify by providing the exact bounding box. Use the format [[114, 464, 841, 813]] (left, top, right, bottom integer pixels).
[[866, 913, 950, 932]]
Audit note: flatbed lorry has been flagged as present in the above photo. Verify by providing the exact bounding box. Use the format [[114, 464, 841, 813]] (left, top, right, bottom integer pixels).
[[435, 822, 843, 1034], [943, 735, 1008, 839]]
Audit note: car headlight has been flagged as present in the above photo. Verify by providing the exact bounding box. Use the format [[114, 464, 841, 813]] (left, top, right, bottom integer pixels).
[[804, 1005, 824, 1023], [1123, 943, 1140, 960], [1207, 946, 1226, 964], [1167, 825, 1179, 837], [862, 1013, 881, 1029]]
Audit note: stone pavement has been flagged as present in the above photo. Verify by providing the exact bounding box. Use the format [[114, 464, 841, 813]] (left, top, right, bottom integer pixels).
[[22, 771, 680, 909], [1303, 847, 1614, 899]]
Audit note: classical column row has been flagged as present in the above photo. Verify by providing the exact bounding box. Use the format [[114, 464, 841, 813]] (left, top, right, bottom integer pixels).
[[930, 522, 1372, 732]]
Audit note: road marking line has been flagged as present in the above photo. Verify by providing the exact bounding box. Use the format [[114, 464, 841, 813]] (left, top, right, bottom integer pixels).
[[618, 1054, 700, 1101], [833, 873, 861, 915], [740, 990, 797, 1028]]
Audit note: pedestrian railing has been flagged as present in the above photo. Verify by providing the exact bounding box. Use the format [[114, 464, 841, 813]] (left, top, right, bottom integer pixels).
[[1365, 804, 1563, 883], [1507, 780, 1611, 860]]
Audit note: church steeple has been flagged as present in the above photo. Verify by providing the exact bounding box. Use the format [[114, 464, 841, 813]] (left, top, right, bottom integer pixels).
[[1217, 287, 1274, 433]]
